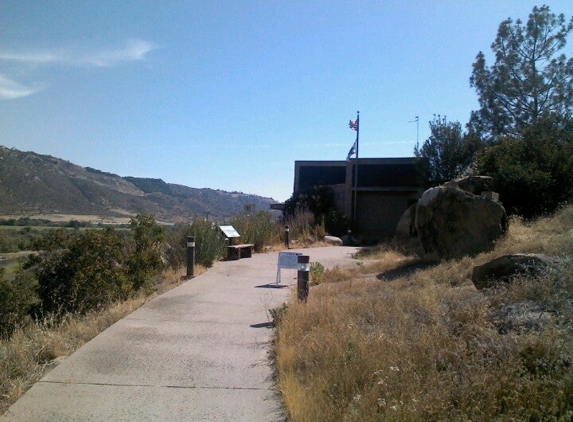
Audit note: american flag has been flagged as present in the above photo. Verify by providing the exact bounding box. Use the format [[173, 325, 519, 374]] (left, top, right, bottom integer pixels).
[[349, 118, 358, 131], [347, 140, 357, 160]]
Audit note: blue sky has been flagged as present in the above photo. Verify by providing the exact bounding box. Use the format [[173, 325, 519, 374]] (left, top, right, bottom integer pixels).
[[1, 1, 571, 202]]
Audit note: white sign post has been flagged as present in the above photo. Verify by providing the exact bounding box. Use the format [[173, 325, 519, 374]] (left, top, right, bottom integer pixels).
[[276, 251, 302, 286]]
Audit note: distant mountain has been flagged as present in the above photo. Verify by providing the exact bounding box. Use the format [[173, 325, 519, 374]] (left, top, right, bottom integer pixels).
[[0, 145, 277, 222]]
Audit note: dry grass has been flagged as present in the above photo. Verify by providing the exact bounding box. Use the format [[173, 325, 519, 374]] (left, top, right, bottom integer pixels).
[[0, 266, 195, 415], [275, 205, 573, 421]]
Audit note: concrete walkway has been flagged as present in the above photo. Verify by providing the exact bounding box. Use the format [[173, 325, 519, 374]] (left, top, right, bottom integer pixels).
[[1, 246, 360, 422]]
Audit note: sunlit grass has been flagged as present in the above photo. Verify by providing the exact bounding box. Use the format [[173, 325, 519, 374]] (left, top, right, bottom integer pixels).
[[275, 204, 573, 421]]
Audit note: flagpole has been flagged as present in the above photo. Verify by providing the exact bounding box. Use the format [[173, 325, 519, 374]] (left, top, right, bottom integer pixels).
[[353, 111, 360, 222]]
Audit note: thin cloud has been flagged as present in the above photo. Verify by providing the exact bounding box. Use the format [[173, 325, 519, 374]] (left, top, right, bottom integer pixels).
[[0, 39, 155, 99], [0, 74, 41, 99], [0, 51, 64, 64], [0, 39, 156, 68], [81, 39, 156, 67]]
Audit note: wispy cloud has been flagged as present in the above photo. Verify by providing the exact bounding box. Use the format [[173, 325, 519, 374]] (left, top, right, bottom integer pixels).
[[0, 39, 155, 100], [0, 51, 64, 64], [0, 74, 42, 99], [81, 39, 155, 67], [0, 39, 156, 67]]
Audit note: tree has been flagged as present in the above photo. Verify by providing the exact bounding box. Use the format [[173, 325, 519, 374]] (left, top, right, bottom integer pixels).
[[470, 5, 573, 141], [472, 114, 573, 217], [283, 186, 337, 221], [414, 115, 483, 186]]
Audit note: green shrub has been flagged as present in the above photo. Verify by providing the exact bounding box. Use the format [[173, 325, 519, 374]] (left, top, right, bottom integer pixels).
[[167, 220, 226, 268], [310, 261, 325, 285], [228, 210, 279, 252], [269, 303, 288, 326], [25, 228, 130, 315], [0, 268, 39, 338], [126, 214, 165, 291]]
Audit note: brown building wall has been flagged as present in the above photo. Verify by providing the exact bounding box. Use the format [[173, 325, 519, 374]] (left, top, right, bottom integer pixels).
[[356, 191, 418, 240], [293, 158, 422, 239]]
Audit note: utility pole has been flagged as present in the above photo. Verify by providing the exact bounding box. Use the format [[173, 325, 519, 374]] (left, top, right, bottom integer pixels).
[[409, 116, 420, 150]]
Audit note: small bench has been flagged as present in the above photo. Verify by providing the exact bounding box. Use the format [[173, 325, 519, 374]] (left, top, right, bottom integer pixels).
[[219, 225, 254, 260], [226, 243, 255, 260]]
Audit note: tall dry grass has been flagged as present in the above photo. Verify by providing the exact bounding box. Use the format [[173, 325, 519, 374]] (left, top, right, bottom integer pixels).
[[275, 205, 573, 421], [0, 266, 194, 415]]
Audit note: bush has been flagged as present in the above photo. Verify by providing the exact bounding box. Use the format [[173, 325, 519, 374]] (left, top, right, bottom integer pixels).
[[26, 228, 130, 315], [283, 207, 314, 242], [167, 220, 226, 268], [309, 262, 325, 285], [283, 186, 352, 236], [0, 268, 39, 338], [228, 210, 279, 252], [126, 214, 165, 291]]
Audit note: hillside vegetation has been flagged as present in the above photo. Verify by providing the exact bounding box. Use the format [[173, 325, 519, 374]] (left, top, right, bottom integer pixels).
[[0, 145, 275, 222], [275, 205, 573, 421]]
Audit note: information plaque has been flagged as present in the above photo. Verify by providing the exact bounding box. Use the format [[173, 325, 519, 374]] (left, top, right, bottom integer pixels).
[[219, 225, 241, 238], [276, 251, 302, 285]]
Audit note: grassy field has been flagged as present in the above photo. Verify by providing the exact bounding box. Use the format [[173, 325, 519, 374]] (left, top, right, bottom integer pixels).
[[275, 205, 573, 421]]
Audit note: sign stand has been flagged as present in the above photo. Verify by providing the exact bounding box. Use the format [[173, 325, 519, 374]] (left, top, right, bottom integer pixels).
[[276, 251, 302, 286]]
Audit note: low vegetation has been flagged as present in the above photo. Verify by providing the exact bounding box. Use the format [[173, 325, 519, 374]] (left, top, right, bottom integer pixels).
[[0, 267, 189, 415], [275, 205, 573, 421], [0, 209, 297, 414]]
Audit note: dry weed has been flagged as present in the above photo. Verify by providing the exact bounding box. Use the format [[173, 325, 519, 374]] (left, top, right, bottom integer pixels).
[[275, 205, 573, 421]]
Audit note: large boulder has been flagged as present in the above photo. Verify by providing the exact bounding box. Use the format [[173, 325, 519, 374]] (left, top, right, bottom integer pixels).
[[323, 235, 343, 246], [444, 176, 494, 195], [472, 254, 557, 290], [395, 204, 417, 239], [415, 186, 508, 259]]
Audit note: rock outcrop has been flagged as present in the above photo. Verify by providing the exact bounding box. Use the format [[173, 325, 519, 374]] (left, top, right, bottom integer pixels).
[[323, 235, 343, 246], [472, 254, 557, 290], [444, 176, 494, 195], [395, 204, 417, 239], [415, 185, 508, 259]]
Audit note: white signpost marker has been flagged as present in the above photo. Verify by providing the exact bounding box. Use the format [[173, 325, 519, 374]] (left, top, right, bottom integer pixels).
[[276, 251, 302, 286]]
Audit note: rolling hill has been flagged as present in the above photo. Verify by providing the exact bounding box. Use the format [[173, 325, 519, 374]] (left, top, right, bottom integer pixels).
[[0, 145, 277, 222]]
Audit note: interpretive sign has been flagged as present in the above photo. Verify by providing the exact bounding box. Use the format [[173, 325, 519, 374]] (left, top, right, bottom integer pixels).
[[276, 251, 302, 285], [219, 225, 241, 238]]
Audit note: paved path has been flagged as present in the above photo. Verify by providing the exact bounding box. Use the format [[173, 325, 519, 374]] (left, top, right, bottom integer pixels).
[[2, 246, 360, 422]]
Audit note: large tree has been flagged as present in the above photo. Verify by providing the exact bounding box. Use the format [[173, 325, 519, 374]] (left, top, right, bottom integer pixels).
[[414, 115, 483, 186], [470, 5, 573, 141]]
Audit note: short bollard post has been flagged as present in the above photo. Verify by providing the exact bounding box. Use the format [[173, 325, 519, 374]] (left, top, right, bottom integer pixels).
[[186, 236, 195, 279], [297, 255, 310, 301], [284, 225, 290, 249]]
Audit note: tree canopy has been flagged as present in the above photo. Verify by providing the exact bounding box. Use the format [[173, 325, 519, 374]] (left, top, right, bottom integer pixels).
[[414, 115, 483, 186], [470, 5, 573, 141]]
